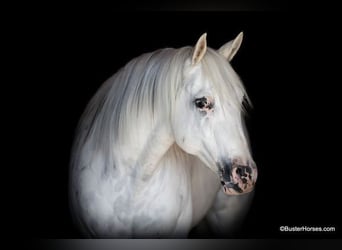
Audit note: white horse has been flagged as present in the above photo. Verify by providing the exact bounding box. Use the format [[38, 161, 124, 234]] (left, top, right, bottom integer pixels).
[[69, 32, 258, 238]]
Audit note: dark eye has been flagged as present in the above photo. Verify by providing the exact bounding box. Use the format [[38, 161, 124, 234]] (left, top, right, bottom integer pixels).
[[194, 97, 208, 109], [194, 96, 214, 110]]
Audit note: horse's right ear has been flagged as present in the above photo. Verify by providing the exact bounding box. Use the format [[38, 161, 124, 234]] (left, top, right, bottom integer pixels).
[[192, 33, 207, 65]]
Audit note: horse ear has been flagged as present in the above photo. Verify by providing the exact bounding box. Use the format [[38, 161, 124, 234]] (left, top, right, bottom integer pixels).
[[218, 32, 243, 62], [192, 33, 207, 65]]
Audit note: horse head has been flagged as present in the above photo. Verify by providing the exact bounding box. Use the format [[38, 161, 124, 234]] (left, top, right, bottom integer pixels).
[[172, 33, 257, 195]]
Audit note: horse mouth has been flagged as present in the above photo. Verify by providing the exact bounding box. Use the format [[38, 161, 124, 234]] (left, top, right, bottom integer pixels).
[[218, 161, 257, 195]]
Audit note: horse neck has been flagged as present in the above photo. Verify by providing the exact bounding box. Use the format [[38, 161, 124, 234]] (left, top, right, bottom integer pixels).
[[115, 116, 175, 180]]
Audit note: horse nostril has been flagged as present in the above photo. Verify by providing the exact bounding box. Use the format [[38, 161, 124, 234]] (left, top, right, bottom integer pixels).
[[220, 161, 257, 195], [236, 166, 243, 176], [234, 165, 255, 180]]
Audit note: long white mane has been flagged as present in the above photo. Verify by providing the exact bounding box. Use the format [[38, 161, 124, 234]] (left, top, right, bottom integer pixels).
[[71, 46, 249, 174]]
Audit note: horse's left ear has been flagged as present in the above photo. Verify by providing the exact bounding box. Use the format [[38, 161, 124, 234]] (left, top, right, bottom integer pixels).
[[192, 33, 207, 65], [218, 32, 243, 62]]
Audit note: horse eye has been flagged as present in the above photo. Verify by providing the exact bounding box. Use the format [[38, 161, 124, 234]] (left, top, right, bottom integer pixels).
[[194, 96, 214, 110], [194, 97, 208, 109]]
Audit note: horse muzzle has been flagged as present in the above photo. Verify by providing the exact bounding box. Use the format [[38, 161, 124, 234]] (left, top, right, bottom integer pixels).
[[218, 159, 258, 195]]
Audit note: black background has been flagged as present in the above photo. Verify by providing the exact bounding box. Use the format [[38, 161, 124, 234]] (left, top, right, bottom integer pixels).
[[9, 1, 341, 242]]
